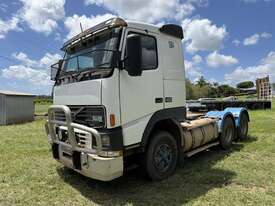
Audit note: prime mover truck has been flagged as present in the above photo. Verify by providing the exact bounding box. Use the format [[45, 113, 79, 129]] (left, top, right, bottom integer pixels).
[[45, 18, 250, 181]]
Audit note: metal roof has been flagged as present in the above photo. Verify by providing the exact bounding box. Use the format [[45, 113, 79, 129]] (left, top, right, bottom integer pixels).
[[0, 90, 35, 96]]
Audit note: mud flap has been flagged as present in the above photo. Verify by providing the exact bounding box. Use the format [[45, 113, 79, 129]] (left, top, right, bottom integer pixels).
[[72, 151, 82, 170]]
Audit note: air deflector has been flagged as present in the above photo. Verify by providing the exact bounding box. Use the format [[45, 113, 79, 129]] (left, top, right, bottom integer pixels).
[[159, 24, 184, 39]]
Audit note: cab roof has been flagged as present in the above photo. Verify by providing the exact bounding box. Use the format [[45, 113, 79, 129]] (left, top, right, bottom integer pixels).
[[62, 17, 183, 51]]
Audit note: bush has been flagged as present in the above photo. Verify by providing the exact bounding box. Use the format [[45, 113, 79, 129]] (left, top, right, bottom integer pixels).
[[186, 77, 238, 100], [237, 81, 254, 89], [217, 85, 238, 97]]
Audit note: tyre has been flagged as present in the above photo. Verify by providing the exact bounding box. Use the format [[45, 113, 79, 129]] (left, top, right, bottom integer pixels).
[[237, 113, 249, 140], [145, 131, 178, 181], [220, 116, 235, 149]]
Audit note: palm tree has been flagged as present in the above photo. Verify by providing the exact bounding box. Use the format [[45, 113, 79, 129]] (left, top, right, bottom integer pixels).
[[196, 76, 207, 88]]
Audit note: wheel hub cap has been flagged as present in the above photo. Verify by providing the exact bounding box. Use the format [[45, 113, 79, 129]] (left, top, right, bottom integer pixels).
[[154, 144, 172, 172]]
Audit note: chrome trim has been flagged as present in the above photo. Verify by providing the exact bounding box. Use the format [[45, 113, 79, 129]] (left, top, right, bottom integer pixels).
[[47, 105, 102, 155]]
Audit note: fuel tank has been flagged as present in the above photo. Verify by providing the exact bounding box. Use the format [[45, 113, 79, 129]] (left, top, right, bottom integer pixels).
[[181, 118, 219, 152]]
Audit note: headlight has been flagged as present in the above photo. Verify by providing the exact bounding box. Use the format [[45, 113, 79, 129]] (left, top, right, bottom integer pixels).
[[71, 106, 106, 128], [92, 134, 110, 149], [91, 115, 103, 123], [101, 135, 110, 147]]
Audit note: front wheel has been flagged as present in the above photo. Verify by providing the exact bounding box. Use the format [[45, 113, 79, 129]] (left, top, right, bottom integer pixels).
[[145, 131, 178, 181]]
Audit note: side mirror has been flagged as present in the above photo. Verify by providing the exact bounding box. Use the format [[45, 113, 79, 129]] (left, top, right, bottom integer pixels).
[[50, 59, 63, 81], [125, 34, 142, 76]]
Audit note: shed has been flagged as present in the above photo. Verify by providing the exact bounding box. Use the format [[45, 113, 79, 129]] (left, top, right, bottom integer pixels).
[[0, 90, 35, 125]]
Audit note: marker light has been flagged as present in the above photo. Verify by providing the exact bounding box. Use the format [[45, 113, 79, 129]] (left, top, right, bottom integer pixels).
[[110, 114, 116, 127]]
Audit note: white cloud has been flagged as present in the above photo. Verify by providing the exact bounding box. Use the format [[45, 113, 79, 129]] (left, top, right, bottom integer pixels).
[[39, 53, 62, 68], [224, 51, 275, 85], [182, 18, 228, 53], [243, 34, 260, 46], [0, 17, 21, 39], [1, 65, 51, 86], [233, 39, 241, 46], [261, 51, 275, 64], [188, 0, 209, 7], [261, 32, 272, 39], [243, 32, 272, 46], [64, 13, 115, 39], [18, 0, 65, 34], [184, 54, 205, 80], [84, 0, 202, 23], [185, 59, 203, 81], [225, 65, 271, 85], [192, 54, 203, 64], [1, 52, 61, 86], [206, 51, 239, 68], [12, 52, 61, 68], [12, 52, 36, 66]]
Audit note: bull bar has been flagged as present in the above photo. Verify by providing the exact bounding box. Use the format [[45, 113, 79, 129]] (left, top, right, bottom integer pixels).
[[46, 105, 103, 155]]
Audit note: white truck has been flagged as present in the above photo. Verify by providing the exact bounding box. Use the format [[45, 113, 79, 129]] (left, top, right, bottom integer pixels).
[[45, 18, 250, 181]]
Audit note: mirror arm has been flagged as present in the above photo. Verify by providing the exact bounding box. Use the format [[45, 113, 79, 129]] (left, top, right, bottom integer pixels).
[[119, 56, 129, 70]]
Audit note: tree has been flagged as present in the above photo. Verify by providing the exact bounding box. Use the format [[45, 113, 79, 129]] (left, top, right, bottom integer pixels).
[[186, 77, 239, 99], [186, 79, 195, 100], [217, 85, 238, 97], [237, 81, 254, 89], [196, 76, 208, 88]]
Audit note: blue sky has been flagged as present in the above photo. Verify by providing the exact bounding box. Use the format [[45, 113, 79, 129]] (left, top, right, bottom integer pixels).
[[0, 0, 275, 95]]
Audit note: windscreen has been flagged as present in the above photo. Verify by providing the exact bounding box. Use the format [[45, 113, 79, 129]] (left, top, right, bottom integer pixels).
[[62, 28, 121, 73]]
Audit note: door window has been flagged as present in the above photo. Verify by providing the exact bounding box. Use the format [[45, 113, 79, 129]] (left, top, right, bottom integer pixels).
[[126, 32, 158, 70]]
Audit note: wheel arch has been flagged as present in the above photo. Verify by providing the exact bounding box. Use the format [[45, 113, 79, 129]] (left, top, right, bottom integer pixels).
[[221, 112, 236, 130], [141, 107, 186, 150]]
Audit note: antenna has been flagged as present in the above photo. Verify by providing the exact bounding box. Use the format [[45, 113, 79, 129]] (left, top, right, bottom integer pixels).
[[80, 22, 83, 33]]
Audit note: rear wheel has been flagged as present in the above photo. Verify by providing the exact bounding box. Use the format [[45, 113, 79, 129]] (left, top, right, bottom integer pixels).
[[237, 113, 249, 140], [145, 131, 178, 181], [220, 116, 235, 149]]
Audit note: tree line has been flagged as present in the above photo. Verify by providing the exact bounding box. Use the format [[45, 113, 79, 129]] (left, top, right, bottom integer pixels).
[[186, 76, 255, 100]]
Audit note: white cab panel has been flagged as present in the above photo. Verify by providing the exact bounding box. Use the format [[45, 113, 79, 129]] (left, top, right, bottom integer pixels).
[[120, 29, 164, 146], [164, 80, 186, 108], [122, 114, 153, 146], [159, 33, 186, 108], [101, 70, 121, 128], [54, 80, 101, 105]]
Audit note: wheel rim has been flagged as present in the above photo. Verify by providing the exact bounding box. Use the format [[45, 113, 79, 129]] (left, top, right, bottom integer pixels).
[[153, 144, 173, 173]]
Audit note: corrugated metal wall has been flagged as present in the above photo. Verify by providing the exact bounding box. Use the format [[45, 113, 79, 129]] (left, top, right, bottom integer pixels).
[[5, 96, 34, 124], [0, 94, 6, 125]]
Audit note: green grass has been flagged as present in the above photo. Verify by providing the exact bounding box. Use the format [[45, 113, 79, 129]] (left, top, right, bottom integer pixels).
[[1, 102, 275, 205], [35, 104, 51, 116]]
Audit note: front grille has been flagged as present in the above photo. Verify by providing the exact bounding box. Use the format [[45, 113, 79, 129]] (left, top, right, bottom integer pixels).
[[53, 105, 106, 128], [75, 131, 92, 148], [56, 126, 93, 149]]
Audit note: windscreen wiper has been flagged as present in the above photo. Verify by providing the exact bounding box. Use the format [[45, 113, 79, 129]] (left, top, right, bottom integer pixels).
[[74, 68, 110, 82]]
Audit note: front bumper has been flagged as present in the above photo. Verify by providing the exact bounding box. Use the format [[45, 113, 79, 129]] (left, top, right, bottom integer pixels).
[[56, 143, 123, 181], [46, 105, 123, 181]]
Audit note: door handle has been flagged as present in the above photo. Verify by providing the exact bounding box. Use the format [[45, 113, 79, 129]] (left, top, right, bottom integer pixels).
[[155, 98, 163, 103], [165, 97, 173, 103]]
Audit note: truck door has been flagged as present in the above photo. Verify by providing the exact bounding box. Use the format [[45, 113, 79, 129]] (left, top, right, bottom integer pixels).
[[120, 29, 164, 146]]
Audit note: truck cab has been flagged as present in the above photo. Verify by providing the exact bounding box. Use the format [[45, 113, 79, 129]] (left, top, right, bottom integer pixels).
[[46, 18, 249, 181]]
